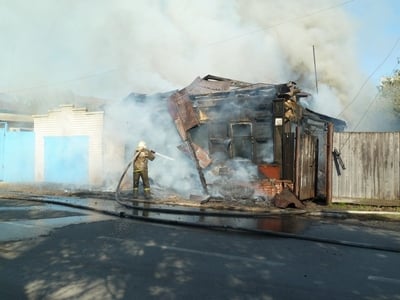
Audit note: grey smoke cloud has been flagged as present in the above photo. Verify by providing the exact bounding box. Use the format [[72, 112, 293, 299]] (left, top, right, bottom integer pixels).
[[1, 0, 395, 191], [103, 94, 202, 195], [0, 0, 396, 192], [0, 0, 369, 103]]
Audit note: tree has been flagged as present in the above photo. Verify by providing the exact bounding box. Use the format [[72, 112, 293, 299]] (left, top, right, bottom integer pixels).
[[379, 68, 400, 115]]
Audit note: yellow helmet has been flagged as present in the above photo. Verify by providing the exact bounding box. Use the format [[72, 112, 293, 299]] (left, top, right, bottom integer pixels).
[[138, 141, 146, 149]]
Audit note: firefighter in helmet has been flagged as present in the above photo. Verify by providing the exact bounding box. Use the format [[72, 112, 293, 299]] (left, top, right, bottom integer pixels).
[[133, 141, 156, 199]]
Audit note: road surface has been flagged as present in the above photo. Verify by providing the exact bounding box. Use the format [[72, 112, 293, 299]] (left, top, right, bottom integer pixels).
[[1, 198, 400, 299]]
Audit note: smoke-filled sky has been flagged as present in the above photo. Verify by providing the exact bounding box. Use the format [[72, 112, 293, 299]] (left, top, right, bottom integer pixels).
[[0, 0, 399, 129]]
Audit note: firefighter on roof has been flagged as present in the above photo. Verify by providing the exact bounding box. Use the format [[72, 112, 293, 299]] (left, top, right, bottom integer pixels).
[[133, 141, 156, 199]]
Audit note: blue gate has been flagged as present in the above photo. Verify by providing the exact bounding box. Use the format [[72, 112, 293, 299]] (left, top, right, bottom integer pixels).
[[44, 136, 89, 184], [0, 123, 6, 181], [4, 131, 35, 182], [0, 123, 35, 182]]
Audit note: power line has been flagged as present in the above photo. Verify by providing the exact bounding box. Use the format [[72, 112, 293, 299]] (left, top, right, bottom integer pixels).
[[336, 37, 400, 120], [338, 37, 400, 151], [205, 0, 355, 47], [0, 0, 357, 94], [353, 93, 379, 130], [338, 92, 379, 152]]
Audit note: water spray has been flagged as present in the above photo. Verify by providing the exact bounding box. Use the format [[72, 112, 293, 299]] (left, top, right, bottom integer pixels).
[[154, 151, 174, 161]]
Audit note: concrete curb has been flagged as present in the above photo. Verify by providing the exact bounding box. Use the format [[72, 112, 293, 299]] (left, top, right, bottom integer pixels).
[[309, 210, 400, 218]]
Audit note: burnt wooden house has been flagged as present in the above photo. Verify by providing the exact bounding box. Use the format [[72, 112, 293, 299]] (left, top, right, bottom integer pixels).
[[168, 75, 346, 200]]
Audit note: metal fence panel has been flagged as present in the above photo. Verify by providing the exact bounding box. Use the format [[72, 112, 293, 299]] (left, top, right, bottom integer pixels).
[[0, 124, 5, 181], [333, 132, 400, 204], [4, 131, 35, 182]]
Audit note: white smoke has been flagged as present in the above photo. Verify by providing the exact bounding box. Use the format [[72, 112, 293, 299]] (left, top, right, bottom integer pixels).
[[103, 94, 202, 195], [1, 0, 396, 191], [0, 1, 372, 102], [8, 0, 394, 129]]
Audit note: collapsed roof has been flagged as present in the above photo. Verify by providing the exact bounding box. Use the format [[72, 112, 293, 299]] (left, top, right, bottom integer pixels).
[[167, 75, 346, 195]]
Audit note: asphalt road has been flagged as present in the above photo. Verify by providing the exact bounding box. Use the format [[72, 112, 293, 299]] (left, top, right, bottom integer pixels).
[[1, 198, 400, 300]]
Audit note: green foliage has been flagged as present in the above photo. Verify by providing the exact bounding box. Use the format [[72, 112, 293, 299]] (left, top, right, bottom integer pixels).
[[379, 69, 400, 114]]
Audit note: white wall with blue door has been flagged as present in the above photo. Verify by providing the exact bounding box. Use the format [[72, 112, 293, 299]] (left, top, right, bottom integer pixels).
[[33, 105, 104, 186], [44, 135, 89, 184]]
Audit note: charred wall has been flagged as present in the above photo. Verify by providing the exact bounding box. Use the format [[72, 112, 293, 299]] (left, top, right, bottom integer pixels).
[[167, 75, 347, 199], [189, 86, 277, 165]]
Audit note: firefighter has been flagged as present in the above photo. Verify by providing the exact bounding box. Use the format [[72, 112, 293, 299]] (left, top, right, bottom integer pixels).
[[133, 141, 156, 199]]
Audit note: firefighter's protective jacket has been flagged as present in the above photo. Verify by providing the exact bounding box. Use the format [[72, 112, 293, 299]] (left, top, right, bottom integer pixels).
[[134, 148, 155, 171]]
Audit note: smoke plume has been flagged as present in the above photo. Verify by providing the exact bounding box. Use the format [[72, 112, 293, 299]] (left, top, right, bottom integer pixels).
[[0, 1, 371, 102], [1, 0, 396, 191]]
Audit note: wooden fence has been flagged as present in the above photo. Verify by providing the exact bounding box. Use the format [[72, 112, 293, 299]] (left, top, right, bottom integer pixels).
[[332, 132, 400, 205]]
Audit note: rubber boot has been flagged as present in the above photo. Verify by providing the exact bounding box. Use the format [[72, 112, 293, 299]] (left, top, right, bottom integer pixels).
[[144, 189, 151, 200]]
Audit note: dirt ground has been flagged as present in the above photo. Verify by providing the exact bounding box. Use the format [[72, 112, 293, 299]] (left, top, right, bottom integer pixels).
[[0, 182, 281, 212], [1, 182, 400, 218]]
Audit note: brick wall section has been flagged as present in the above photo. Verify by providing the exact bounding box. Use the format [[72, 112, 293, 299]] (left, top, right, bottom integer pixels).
[[254, 179, 294, 198]]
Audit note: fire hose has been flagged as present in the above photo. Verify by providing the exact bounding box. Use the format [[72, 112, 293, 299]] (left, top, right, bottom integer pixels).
[[9, 172, 395, 254], [22, 193, 400, 254], [115, 159, 133, 205], [111, 151, 400, 254], [115, 150, 174, 205]]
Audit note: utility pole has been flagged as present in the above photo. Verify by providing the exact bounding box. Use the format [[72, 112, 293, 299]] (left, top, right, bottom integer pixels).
[[313, 45, 319, 94]]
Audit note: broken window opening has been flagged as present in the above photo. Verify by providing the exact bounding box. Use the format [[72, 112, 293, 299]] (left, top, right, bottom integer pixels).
[[230, 123, 253, 160]]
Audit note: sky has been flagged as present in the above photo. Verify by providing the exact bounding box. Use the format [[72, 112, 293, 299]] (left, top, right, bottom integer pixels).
[[0, 0, 399, 129], [345, 0, 400, 84]]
